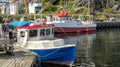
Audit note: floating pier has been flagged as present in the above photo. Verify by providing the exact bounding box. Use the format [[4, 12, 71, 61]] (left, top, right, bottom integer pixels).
[[0, 45, 37, 67], [96, 21, 120, 29]]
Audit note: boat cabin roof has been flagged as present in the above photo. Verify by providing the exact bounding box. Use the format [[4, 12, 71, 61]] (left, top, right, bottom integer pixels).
[[17, 24, 54, 30]]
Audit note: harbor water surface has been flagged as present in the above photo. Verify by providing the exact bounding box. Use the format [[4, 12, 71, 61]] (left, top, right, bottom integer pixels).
[[55, 28, 120, 67]]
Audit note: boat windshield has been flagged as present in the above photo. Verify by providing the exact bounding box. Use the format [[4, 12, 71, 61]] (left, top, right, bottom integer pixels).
[[40, 29, 45, 36], [29, 30, 38, 37]]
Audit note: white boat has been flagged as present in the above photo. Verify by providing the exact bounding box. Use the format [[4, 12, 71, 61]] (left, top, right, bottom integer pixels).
[[46, 11, 96, 33], [16, 23, 76, 66]]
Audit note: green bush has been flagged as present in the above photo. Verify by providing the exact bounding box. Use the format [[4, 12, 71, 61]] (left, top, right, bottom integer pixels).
[[102, 8, 115, 13]]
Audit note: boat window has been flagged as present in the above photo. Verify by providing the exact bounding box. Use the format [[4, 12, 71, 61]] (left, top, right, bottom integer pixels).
[[66, 17, 68, 20], [52, 28, 54, 34], [53, 18, 55, 21], [68, 17, 70, 20], [46, 29, 50, 35], [40, 29, 45, 36], [29, 30, 37, 37], [70, 17, 72, 20], [56, 18, 58, 21], [56, 18, 60, 21], [20, 31, 25, 37], [63, 17, 66, 20], [60, 18, 62, 21], [55, 17, 58, 21]]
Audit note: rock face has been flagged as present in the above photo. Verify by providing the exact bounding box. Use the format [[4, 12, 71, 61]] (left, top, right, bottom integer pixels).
[[117, 5, 120, 11], [112, 4, 120, 10]]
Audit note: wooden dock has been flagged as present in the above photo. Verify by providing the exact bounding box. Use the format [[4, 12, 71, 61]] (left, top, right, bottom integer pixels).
[[0, 45, 37, 67]]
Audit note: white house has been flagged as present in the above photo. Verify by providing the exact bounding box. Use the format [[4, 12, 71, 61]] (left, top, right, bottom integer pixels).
[[29, 0, 42, 14], [0, 2, 9, 14], [1, 5, 5, 14], [0, 0, 20, 14], [9, 0, 19, 14]]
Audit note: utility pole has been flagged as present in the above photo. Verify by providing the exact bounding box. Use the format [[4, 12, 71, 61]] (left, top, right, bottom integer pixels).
[[64, 0, 68, 12], [88, 0, 90, 15], [34, 0, 36, 21], [107, 0, 109, 8]]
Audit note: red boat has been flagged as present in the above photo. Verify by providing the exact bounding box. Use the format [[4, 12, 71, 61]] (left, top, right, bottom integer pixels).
[[46, 11, 96, 33]]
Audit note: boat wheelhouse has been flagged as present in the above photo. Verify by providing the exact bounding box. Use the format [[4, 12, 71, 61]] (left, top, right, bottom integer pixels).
[[46, 11, 96, 33], [17, 24, 76, 66]]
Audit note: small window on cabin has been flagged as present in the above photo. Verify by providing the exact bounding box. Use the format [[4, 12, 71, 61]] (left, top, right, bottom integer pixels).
[[67, 17, 69, 20], [53, 18, 55, 21], [55, 18, 58, 21], [20, 31, 25, 37], [66, 17, 68, 20], [29, 30, 37, 37], [46, 29, 50, 35], [60, 18, 62, 21], [52, 28, 54, 34], [63, 17, 66, 20], [56, 18, 58, 21], [70, 17, 72, 20], [40, 29, 45, 36]]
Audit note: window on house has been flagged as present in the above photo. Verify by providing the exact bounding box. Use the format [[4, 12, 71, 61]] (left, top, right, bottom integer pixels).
[[11, 6, 14, 13], [29, 30, 37, 37]]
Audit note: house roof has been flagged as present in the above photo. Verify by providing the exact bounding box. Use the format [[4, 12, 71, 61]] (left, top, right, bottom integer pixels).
[[9, 0, 19, 4], [0, 2, 8, 5]]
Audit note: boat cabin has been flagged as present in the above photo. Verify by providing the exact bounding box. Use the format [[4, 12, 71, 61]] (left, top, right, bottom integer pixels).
[[77, 15, 93, 24], [17, 24, 54, 45], [46, 11, 74, 22]]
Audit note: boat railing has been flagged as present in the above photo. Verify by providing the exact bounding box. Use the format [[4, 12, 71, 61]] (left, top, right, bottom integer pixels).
[[77, 15, 93, 24]]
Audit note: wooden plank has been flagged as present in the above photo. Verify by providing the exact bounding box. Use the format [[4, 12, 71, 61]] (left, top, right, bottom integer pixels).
[[0, 45, 37, 67]]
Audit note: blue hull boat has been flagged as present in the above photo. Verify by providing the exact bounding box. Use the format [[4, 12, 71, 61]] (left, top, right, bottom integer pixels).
[[17, 24, 76, 66], [31, 45, 76, 64]]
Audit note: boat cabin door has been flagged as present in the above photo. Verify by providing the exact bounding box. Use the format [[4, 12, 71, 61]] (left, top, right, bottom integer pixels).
[[17, 30, 28, 46]]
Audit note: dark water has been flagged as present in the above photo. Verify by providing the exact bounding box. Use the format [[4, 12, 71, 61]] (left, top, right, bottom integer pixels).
[[55, 29, 120, 67]]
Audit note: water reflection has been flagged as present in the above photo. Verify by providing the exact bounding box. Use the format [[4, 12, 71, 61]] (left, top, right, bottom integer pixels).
[[92, 29, 120, 67], [55, 32, 96, 67], [55, 29, 120, 67]]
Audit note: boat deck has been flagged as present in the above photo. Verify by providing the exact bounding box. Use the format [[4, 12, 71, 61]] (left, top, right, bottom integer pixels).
[[0, 45, 37, 67]]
